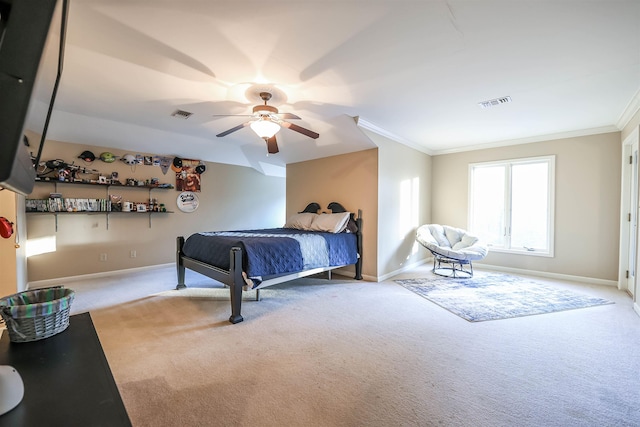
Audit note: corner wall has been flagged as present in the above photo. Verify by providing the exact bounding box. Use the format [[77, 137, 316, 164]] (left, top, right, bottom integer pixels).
[[286, 149, 378, 280], [360, 129, 432, 279], [622, 104, 640, 140], [286, 131, 433, 281], [432, 132, 621, 281]]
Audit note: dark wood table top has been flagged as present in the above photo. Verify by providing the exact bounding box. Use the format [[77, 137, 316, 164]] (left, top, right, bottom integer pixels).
[[0, 312, 131, 426]]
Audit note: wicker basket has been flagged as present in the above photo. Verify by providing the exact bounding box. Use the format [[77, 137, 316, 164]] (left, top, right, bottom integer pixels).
[[0, 286, 75, 343]]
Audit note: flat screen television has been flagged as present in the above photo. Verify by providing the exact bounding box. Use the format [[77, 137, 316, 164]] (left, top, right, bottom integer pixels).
[[0, 0, 61, 195]]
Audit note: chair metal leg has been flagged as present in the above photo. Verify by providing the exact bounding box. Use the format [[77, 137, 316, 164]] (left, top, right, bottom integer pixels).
[[431, 253, 473, 278]]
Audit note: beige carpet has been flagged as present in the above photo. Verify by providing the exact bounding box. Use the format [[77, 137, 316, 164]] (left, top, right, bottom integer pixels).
[[68, 265, 640, 427]]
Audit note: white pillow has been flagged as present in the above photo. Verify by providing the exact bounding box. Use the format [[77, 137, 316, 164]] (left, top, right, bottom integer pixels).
[[452, 234, 478, 250], [309, 212, 351, 233], [428, 224, 450, 247], [284, 213, 317, 230], [444, 225, 464, 246]]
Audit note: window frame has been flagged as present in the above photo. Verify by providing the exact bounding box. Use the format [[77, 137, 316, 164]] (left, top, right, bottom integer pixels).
[[468, 155, 555, 257]]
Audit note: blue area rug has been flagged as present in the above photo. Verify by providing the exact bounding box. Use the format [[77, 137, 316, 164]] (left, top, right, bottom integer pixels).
[[395, 273, 614, 322]]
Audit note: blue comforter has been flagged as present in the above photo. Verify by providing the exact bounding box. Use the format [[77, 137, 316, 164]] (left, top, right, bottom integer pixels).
[[182, 228, 358, 280]]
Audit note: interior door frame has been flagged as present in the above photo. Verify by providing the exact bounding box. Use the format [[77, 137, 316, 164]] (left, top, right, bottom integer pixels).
[[619, 125, 640, 315]]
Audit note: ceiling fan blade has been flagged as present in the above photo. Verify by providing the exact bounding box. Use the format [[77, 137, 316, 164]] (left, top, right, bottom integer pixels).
[[281, 121, 319, 139], [275, 113, 300, 120], [266, 136, 279, 154], [216, 121, 251, 137]]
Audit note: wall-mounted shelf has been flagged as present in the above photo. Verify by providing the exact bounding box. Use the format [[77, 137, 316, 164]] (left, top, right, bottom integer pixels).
[[28, 180, 175, 230], [34, 178, 174, 191], [26, 211, 174, 230]]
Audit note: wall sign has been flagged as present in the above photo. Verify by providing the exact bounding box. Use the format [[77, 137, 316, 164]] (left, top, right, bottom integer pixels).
[[177, 191, 199, 213]]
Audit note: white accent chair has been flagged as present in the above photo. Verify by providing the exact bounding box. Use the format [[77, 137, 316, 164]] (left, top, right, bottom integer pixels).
[[416, 224, 488, 278]]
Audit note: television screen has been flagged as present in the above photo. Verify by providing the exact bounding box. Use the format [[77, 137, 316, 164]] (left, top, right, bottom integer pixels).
[[0, 0, 60, 195]]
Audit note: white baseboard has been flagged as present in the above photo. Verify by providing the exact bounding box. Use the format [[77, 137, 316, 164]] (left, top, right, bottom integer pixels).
[[333, 258, 430, 282], [29, 260, 616, 290], [475, 263, 618, 287], [27, 259, 426, 289], [28, 263, 174, 289], [373, 258, 430, 282]]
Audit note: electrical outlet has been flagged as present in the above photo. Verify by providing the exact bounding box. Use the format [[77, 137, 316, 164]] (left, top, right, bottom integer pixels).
[[130, 250, 136, 258], [100, 253, 107, 261]]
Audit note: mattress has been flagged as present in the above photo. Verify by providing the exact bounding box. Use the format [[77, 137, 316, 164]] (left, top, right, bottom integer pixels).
[[181, 228, 358, 281]]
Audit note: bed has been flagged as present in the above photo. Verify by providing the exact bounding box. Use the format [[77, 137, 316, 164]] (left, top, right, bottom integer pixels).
[[176, 202, 363, 324]]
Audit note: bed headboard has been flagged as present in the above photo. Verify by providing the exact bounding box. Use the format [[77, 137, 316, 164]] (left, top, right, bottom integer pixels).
[[298, 201, 361, 225], [293, 201, 363, 279], [327, 202, 348, 213], [299, 202, 321, 214]]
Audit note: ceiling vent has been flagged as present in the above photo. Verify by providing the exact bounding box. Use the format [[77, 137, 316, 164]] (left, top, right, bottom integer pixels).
[[478, 96, 512, 109], [171, 109, 193, 119]]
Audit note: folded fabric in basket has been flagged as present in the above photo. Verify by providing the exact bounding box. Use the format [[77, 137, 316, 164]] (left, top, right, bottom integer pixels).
[[0, 287, 75, 319]]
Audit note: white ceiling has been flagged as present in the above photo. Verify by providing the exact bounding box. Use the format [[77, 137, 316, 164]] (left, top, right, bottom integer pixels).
[[27, 0, 640, 177]]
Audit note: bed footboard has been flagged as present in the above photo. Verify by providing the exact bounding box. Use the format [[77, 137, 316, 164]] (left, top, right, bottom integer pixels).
[[176, 236, 246, 323], [228, 247, 244, 324], [176, 236, 186, 290]]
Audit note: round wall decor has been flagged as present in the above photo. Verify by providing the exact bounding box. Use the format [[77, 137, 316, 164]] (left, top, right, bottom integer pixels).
[[177, 191, 199, 213]]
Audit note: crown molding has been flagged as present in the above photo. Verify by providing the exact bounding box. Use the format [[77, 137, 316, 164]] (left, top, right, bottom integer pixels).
[[616, 87, 640, 130], [355, 117, 434, 156], [356, 117, 624, 158], [430, 125, 620, 156]]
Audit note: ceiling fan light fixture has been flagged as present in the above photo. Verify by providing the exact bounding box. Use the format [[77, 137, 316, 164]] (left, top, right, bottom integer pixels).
[[216, 90, 318, 154], [250, 118, 280, 139]]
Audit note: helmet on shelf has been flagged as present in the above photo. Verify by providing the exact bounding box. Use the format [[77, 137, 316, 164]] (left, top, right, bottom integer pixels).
[[45, 159, 64, 169], [100, 152, 116, 163], [121, 154, 136, 165], [78, 150, 95, 162]]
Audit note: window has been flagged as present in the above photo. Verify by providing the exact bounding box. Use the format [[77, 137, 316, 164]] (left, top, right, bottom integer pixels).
[[468, 156, 555, 256]]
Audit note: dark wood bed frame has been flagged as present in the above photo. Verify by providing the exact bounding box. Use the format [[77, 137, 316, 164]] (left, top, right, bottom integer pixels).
[[176, 202, 363, 324]]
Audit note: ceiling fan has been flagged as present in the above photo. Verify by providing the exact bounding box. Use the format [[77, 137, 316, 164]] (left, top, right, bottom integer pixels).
[[215, 92, 319, 154]]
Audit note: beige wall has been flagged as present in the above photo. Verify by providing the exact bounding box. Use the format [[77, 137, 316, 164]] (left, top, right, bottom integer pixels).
[[286, 149, 378, 280], [361, 129, 432, 278], [432, 132, 621, 281], [26, 138, 285, 282], [0, 190, 17, 295], [0, 191, 28, 295]]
